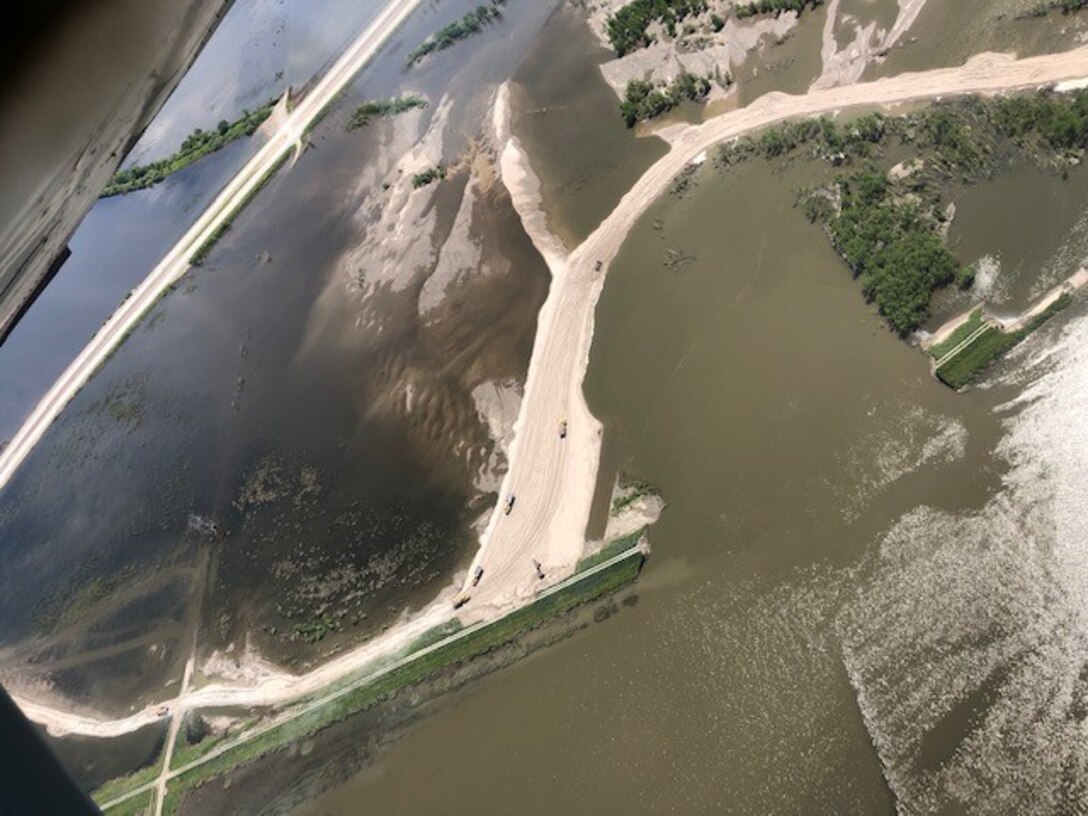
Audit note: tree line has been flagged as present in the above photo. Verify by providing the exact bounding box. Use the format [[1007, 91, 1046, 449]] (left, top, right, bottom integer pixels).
[[733, 0, 823, 19], [347, 96, 427, 130], [103, 102, 277, 197], [605, 0, 708, 56], [406, 1, 505, 66], [620, 72, 713, 127]]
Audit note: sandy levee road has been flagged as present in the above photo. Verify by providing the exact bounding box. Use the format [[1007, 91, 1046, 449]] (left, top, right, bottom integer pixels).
[[463, 46, 1088, 609], [15, 44, 1088, 741], [21, 598, 452, 738], [0, 0, 427, 493]]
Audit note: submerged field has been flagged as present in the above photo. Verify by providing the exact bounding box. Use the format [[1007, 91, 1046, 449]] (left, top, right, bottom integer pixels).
[[10, 1, 1088, 813], [314, 87, 1088, 812]]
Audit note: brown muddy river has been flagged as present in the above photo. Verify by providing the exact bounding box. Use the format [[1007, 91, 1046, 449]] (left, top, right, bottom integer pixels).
[[7, 2, 1088, 813], [0, 0, 559, 717], [298, 109, 1088, 816]]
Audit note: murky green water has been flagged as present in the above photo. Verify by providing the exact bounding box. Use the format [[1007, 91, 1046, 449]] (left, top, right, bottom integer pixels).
[[298, 86, 1088, 810], [736, 3, 827, 105], [869, 0, 1088, 79], [0, 0, 558, 714], [509, 6, 668, 247], [13, 3, 1088, 811], [941, 163, 1088, 316]]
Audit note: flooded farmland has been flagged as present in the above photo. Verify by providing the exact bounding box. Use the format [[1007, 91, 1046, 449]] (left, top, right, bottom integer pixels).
[[4, 1, 1088, 813], [0, 0, 561, 715], [297, 101, 1088, 816]]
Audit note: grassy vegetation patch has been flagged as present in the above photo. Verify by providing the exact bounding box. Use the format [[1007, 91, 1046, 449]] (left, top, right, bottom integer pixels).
[[927, 309, 985, 360], [1022, 0, 1088, 17], [611, 480, 656, 515], [407, 619, 464, 652], [935, 326, 1018, 388], [171, 713, 259, 771], [411, 166, 446, 188], [347, 96, 428, 130], [165, 552, 643, 800], [576, 529, 644, 573], [103, 102, 276, 197], [92, 758, 160, 807], [101, 788, 154, 815], [605, 0, 708, 56], [406, 2, 505, 66], [734, 0, 823, 19], [935, 294, 1073, 388]]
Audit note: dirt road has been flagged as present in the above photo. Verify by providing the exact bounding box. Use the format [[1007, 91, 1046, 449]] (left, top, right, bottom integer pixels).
[[16, 44, 1088, 740], [0, 0, 427, 492], [464, 45, 1088, 610]]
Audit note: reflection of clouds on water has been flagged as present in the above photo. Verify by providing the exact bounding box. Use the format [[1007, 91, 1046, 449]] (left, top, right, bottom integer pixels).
[[971, 254, 1002, 302], [836, 403, 966, 523], [125, 0, 384, 166], [842, 311, 1088, 814], [671, 313, 1088, 813]]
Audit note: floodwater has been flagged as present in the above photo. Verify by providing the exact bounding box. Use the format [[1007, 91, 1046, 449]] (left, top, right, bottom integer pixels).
[[868, 0, 1088, 80], [8, 2, 1088, 811], [941, 163, 1088, 315], [508, 6, 668, 246], [0, 0, 388, 441], [0, 0, 560, 716], [735, 2, 827, 105], [300, 129, 1088, 813], [42, 722, 166, 794], [124, 0, 389, 166]]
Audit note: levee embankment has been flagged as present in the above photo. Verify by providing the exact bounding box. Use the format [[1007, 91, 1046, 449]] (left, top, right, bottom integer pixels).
[[99, 540, 648, 813], [923, 267, 1087, 388]]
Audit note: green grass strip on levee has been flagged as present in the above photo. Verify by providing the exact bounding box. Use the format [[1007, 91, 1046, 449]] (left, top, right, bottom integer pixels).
[[576, 528, 644, 573], [189, 151, 290, 266], [172, 620, 468, 767], [936, 294, 1073, 388], [169, 714, 260, 771], [101, 787, 155, 815], [165, 550, 644, 801], [927, 308, 985, 360], [92, 753, 162, 807], [162, 787, 181, 816]]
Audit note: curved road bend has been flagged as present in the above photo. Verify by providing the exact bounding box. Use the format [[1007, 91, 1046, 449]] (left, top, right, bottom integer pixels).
[[14, 45, 1088, 736], [0, 0, 427, 491], [464, 45, 1088, 609]]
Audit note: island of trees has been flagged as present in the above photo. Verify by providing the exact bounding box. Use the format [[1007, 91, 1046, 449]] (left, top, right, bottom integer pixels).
[[406, 1, 505, 66], [347, 96, 428, 130], [715, 88, 1088, 335], [620, 72, 713, 127], [603, 0, 824, 56], [733, 0, 823, 19], [605, 0, 708, 56], [102, 101, 277, 197]]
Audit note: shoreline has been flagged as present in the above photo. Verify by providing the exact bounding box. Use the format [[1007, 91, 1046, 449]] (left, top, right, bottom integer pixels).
[[0, 0, 430, 492], [15, 37, 1088, 749]]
